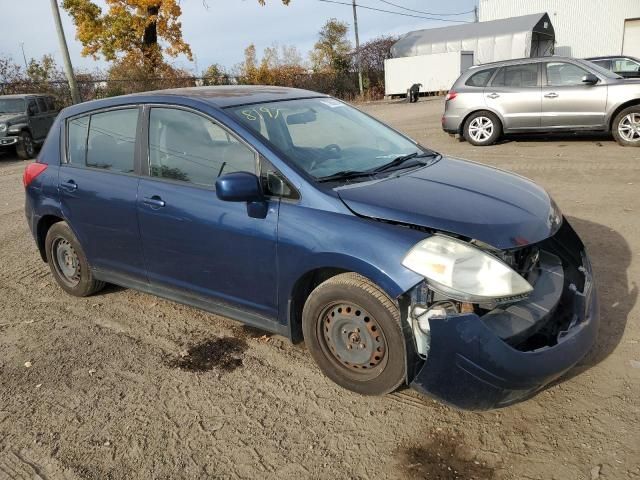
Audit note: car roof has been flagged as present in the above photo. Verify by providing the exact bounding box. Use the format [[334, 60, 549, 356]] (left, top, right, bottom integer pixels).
[[0, 94, 44, 99], [128, 85, 327, 108], [467, 55, 578, 70], [585, 55, 639, 61]]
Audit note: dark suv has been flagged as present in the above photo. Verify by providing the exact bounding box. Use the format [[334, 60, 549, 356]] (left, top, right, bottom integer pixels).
[[0, 94, 58, 159]]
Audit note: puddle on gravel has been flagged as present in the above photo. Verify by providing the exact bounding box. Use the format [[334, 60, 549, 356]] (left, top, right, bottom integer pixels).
[[169, 337, 248, 373], [400, 435, 495, 480]]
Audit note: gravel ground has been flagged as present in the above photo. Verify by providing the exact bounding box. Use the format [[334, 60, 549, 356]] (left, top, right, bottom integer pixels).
[[0, 98, 638, 480]]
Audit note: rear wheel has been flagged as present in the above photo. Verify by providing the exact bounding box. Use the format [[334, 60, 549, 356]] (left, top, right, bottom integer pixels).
[[612, 106, 640, 147], [16, 131, 35, 160], [45, 222, 105, 297], [463, 111, 502, 146], [302, 273, 406, 395]]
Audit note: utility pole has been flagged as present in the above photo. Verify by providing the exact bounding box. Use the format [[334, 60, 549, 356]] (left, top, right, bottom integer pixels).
[[352, 0, 364, 96], [19, 42, 29, 71], [50, 0, 82, 104]]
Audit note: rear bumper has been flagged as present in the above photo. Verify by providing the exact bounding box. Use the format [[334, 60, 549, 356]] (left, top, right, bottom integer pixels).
[[441, 114, 462, 134], [409, 224, 599, 410]]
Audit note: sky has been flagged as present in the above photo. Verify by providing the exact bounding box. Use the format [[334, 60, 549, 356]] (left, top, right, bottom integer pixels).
[[0, 0, 477, 76]]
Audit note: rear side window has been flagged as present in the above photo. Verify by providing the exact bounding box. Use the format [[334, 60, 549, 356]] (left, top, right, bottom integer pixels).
[[465, 68, 496, 87], [148, 107, 256, 188], [491, 63, 539, 87], [66, 108, 139, 173], [46, 97, 56, 111], [36, 97, 47, 112]]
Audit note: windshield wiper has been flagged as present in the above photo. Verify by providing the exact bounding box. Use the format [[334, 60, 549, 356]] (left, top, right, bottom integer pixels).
[[373, 152, 437, 173], [317, 170, 373, 183]]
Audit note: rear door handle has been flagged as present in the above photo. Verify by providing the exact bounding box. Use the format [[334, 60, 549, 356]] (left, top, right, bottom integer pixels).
[[143, 196, 166, 208], [487, 93, 500, 99], [60, 180, 78, 192], [544, 92, 559, 98]]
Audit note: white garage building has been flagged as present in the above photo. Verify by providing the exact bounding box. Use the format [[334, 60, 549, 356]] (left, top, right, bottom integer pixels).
[[479, 0, 640, 58]]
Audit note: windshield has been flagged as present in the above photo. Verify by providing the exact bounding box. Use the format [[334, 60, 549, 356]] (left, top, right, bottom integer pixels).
[[579, 59, 622, 79], [229, 98, 432, 180], [0, 98, 25, 114]]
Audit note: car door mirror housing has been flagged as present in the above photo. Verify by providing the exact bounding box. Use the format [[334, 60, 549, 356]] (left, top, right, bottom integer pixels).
[[582, 73, 598, 84], [216, 172, 264, 202]]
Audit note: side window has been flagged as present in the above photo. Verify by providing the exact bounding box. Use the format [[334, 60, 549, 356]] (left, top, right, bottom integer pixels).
[[148, 108, 256, 188], [546, 62, 589, 86], [260, 157, 298, 200], [491, 64, 538, 87], [465, 68, 496, 87], [46, 97, 56, 111], [613, 58, 640, 72], [36, 97, 47, 112], [86, 109, 138, 173], [67, 115, 90, 166], [27, 99, 38, 115]]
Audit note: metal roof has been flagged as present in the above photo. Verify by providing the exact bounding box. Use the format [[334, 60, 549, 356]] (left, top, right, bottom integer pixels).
[[391, 13, 554, 59]]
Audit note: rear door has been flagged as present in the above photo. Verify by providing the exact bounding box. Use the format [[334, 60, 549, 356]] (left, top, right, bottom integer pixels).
[[136, 106, 280, 320], [542, 61, 608, 128], [34, 97, 50, 141], [484, 62, 542, 130], [59, 106, 146, 280]]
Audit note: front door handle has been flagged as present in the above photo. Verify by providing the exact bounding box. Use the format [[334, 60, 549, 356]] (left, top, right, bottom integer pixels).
[[60, 180, 78, 192], [143, 196, 166, 208], [487, 92, 500, 99], [544, 92, 559, 98]]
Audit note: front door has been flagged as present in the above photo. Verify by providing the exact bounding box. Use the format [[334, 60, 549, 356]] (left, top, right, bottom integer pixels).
[[58, 107, 146, 280], [541, 62, 608, 128], [137, 106, 279, 320], [484, 62, 542, 130]]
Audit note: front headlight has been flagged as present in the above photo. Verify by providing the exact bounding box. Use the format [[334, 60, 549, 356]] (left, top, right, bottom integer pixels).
[[402, 235, 533, 303], [0, 123, 7, 133]]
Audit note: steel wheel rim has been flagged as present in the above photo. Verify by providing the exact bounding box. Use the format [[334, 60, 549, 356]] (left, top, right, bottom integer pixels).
[[52, 237, 81, 287], [23, 134, 34, 156], [317, 302, 388, 380], [618, 113, 640, 142], [469, 116, 494, 142]]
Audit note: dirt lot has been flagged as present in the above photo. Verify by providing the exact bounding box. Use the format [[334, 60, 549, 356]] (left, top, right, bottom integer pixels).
[[0, 98, 639, 480]]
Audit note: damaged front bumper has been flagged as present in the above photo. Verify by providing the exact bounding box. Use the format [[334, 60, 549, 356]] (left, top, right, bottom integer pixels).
[[407, 221, 600, 410]]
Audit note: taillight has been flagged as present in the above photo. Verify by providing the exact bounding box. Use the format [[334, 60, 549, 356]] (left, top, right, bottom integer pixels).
[[445, 90, 458, 101], [23, 163, 48, 188]]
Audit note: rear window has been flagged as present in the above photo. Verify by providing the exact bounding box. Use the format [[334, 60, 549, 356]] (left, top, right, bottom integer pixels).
[[465, 68, 496, 87], [66, 108, 139, 174], [491, 63, 539, 87]]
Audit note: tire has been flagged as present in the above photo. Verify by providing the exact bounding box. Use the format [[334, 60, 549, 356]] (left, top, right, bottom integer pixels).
[[612, 106, 640, 147], [302, 273, 406, 396], [463, 111, 502, 146], [16, 131, 35, 160], [45, 222, 105, 297]]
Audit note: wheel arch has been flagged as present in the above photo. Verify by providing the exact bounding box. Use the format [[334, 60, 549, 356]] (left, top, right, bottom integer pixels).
[[36, 214, 65, 262], [608, 99, 640, 131]]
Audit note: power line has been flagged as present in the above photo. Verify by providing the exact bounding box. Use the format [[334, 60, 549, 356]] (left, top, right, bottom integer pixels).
[[316, 0, 472, 23], [378, 0, 476, 17]]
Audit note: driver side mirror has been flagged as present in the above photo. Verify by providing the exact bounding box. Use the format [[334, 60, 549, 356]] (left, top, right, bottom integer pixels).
[[582, 73, 599, 85], [215, 172, 264, 203]]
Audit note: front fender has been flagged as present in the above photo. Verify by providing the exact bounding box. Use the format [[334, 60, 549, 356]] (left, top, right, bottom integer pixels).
[[276, 202, 426, 326], [8, 123, 30, 135]]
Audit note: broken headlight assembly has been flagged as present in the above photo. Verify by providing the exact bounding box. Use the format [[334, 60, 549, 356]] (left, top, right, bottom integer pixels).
[[402, 235, 533, 304]]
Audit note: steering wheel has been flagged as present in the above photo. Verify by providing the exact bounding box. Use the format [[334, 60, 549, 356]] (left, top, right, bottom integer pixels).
[[309, 144, 343, 172]]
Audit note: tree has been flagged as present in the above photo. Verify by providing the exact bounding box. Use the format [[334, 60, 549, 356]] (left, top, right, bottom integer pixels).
[[26, 55, 63, 84], [310, 18, 352, 73], [358, 35, 398, 73]]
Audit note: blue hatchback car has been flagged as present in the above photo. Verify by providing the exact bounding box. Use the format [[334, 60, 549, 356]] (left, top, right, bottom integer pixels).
[[24, 86, 599, 410]]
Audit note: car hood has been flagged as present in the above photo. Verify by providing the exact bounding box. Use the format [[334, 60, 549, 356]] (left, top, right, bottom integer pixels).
[[0, 113, 25, 124], [336, 157, 556, 250]]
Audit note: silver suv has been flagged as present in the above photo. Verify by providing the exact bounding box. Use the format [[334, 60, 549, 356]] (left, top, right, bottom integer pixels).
[[442, 56, 640, 147]]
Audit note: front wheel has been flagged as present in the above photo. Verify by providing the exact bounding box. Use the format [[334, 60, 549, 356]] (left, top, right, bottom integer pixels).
[[463, 111, 502, 146], [302, 273, 406, 396], [612, 107, 640, 147], [16, 131, 35, 160]]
